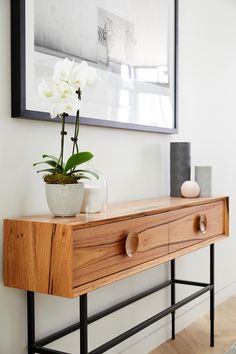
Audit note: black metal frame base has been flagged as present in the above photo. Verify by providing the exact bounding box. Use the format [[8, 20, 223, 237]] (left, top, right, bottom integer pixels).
[[27, 244, 215, 354]]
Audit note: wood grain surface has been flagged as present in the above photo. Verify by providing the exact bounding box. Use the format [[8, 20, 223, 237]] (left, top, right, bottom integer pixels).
[[169, 201, 224, 252], [4, 221, 73, 297], [72, 215, 169, 289], [73, 235, 227, 296], [5, 196, 229, 229], [3, 196, 229, 298]]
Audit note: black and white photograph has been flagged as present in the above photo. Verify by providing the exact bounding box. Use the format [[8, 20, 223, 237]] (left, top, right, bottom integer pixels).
[[34, 0, 170, 83], [23, 0, 177, 132]]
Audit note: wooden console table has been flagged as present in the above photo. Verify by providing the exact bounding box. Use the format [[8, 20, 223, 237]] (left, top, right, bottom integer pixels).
[[4, 196, 229, 354]]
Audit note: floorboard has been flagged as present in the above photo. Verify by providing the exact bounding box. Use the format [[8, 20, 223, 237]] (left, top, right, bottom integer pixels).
[[150, 295, 236, 354]]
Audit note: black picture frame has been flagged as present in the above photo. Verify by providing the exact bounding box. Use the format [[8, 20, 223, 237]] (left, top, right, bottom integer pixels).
[[11, 0, 178, 133]]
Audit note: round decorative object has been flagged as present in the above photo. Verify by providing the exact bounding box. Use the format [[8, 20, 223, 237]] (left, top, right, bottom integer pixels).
[[45, 183, 84, 217], [181, 181, 200, 198]]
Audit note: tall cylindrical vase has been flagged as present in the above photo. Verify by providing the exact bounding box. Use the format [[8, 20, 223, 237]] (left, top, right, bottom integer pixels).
[[170, 142, 191, 197], [195, 166, 212, 197]]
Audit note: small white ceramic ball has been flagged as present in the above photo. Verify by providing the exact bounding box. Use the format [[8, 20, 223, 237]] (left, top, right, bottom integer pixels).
[[181, 181, 200, 198]]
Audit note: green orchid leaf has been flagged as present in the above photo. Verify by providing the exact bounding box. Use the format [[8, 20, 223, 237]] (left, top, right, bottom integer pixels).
[[68, 169, 99, 179], [33, 160, 57, 167], [36, 168, 56, 174], [42, 154, 59, 161], [74, 175, 91, 180], [42, 155, 65, 169], [33, 161, 44, 167], [64, 152, 93, 173], [33, 160, 62, 172]]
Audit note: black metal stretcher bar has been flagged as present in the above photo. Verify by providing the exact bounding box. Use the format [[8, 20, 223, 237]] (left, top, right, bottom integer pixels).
[[27, 244, 215, 354]]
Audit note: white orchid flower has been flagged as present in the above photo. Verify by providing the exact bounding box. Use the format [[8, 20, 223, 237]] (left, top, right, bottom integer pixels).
[[53, 81, 73, 100], [49, 94, 80, 119], [49, 103, 60, 119], [49, 101, 74, 119], [71, 61, 89, 90], [71, 61, 99, 90], [53, 58, 74, 83], [38, 80, 53, 98], [39, 58, 99, 118]]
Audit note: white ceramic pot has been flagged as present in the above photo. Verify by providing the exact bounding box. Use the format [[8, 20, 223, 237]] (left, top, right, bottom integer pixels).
[[45, 183, 84, 217]]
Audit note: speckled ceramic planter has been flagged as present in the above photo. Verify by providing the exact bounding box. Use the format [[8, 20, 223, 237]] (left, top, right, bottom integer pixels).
[[45, 183, 84, 217]]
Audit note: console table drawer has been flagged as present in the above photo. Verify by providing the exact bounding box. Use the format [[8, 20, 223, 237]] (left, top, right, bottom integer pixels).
[[72, 201, 225, 290], [72, 214, 169, 289], [169, 201, 225, 252]]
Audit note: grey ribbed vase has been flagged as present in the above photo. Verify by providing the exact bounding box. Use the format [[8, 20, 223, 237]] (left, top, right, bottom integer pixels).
[[170, 142, 191, 197]]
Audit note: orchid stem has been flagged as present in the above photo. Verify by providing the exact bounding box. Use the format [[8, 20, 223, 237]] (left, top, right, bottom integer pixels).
[[71, 88, 82, 161], [72, 109, 80, 155], [59, 113, 67, 172]]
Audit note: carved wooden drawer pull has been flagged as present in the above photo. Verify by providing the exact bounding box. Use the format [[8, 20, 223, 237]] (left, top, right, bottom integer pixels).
[[199, 214, 207, 234], [125, 231, 139, 257], [125, 224, 168, 258], [125, 213, 209, 257]]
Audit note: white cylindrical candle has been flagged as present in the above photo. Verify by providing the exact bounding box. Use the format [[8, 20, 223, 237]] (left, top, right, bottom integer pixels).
[[80, 186, 102, 214]]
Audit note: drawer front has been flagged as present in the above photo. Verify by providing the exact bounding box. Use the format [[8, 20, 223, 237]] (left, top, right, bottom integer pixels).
[[72, 200, 225, 291], [72, 213, 169, 288], [169, 201, 225, 253]]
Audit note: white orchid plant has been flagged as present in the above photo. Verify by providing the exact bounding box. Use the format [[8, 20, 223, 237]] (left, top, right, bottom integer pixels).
[[34, 58, 99, 184]]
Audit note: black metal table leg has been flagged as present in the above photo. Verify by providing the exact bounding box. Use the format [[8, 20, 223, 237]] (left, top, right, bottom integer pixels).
[[27, 291, 35, 354], [80, 294, 88, 354], [171, 259, 176, 340], [210, 244, 215, 347], [25, 245, 216, 353]]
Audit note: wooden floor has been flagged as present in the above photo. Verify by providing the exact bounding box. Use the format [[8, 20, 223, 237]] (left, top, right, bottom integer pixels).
[[151, 295, 236, 354]]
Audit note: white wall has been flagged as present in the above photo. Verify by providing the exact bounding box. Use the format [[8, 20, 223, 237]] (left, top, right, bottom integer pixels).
[[1, 0, 236, 353]]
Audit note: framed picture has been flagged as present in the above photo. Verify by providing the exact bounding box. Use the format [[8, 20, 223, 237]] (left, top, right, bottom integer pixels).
[[11, 0, 178, 133]]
